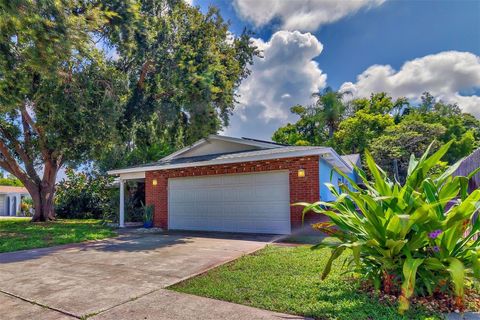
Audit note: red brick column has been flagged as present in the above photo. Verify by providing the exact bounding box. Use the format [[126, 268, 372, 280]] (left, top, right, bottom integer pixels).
[[145, 156, 320, 232], [145, 171, 168, 229], [288, 157, 320, 229]]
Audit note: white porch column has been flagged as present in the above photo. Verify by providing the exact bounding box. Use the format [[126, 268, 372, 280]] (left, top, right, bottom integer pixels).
[[119, 178, 125, 228], [15, 194, 21, 216], [9, 196, 14, 216]]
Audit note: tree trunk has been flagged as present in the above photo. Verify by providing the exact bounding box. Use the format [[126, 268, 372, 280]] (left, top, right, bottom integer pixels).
[[30, 162, 58, 222], [328, 123, 335, 139]]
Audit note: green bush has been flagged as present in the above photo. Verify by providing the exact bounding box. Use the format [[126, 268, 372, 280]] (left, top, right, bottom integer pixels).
[[300, 141, 480, 314], [0, 175, 23, 186], [55, 168, 116, 220]]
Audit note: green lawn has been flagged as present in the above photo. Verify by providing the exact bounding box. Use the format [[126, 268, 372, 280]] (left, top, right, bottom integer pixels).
[[0, 218, 117, 253], [171, 245, 440, 320]]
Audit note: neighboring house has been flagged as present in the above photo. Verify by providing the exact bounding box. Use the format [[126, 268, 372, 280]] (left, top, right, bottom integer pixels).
[[0, 186, 29, 216], [453, 148, 480, 193], [108, 135, 359, 234]]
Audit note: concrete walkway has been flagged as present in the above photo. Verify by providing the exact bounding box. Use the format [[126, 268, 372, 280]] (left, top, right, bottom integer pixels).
[[0, 232, 305, 320], [92, 289, 305, 320]]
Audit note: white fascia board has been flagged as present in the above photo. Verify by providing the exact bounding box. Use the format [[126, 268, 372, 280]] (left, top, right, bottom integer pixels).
[[108, 148, 351, 176], [326, 147, 354, 172], [119, 171, 146, 180]]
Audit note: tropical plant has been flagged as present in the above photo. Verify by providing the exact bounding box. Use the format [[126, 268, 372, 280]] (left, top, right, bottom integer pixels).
[[299, 141, 480, 314], [141, 202, 154, 228]]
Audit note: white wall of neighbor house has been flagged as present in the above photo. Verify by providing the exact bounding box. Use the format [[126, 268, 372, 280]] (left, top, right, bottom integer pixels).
[[0, 195, 5, 215], [0, 193, 22, 216]]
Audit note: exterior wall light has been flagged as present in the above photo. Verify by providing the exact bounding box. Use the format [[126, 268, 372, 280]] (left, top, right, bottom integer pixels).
[[297, 169, 305, 178], [152, 179, 158, 186]]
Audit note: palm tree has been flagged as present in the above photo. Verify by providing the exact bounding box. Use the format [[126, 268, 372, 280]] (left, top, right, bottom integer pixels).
[[312, 87, 347, 139]]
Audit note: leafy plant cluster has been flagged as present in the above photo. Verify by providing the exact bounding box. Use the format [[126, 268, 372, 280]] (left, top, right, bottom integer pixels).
[[0, 174, 23, 186], [300, 142, 480, 313], [55, 168, 116, 220]]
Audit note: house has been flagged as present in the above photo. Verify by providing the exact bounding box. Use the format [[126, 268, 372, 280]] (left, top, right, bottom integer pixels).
[[0, 186, 30, 216], [108, 135, 359, 234]]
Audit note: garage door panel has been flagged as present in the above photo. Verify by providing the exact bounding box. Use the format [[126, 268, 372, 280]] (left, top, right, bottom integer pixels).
[[168, 171, 290, 234]]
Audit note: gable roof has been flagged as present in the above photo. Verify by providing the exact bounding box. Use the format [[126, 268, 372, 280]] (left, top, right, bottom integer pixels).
[[341, 154, 361, 167], [161, 134, 283, 161]]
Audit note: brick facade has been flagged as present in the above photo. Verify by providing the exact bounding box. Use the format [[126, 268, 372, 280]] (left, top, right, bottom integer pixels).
[[145, 156, 320, 232]]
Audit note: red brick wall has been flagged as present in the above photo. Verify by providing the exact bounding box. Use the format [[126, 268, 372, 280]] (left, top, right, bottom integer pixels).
[[145, 156, 320, 232]]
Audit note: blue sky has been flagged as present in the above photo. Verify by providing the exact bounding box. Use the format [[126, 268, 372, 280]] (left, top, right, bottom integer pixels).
[[191, 0, 480, 140]]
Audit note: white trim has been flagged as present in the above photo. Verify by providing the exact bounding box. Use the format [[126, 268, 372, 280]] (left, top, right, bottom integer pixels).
[[119, 179, 125, 228], [326, 148, 355, 172], [161, 134, 281, 161], [119, 172, 146, 180], [108, 148, 352, 175]]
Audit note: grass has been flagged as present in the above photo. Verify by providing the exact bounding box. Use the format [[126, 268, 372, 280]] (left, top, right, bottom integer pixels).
[[171, 245, 441, 320], [0, 218, 117, 253]]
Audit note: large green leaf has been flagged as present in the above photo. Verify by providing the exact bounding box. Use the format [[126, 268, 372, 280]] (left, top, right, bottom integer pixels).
[[321, 246, 346, 280], [471, 251, 480, 279], [447, 257, 465, 298], [399, 257, 424, 314], [444, 190, 480, 228], [365, 150, 391, 196]]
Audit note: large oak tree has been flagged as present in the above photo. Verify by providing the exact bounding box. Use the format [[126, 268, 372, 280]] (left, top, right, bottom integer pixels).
[[0, 1, 124, 221], [0, 0, 256, 221]]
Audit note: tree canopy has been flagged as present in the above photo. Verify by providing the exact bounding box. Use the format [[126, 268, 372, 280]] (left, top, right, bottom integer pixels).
[[0, 0, 257, 220], [96, 0, 257, 171], [272, 91, 480, 180]]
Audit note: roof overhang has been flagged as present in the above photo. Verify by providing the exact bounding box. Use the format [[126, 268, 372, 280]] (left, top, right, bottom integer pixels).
[[108, 147, 353, 176]]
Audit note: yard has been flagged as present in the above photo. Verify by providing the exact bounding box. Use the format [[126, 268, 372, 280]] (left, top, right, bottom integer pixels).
[[0, 218, 116, 253], [171, 245, 441, 320]]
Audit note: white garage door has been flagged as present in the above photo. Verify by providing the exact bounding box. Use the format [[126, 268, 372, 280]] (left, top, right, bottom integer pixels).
[[168, 171, 290, 234]]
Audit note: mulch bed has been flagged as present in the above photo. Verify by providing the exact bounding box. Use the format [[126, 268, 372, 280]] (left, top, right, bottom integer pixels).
[[360, 279, 480, 314]]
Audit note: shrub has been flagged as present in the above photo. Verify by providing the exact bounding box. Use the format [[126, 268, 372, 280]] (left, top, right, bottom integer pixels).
[[300, 141, 480, 314], [55, 168, 116, 220]]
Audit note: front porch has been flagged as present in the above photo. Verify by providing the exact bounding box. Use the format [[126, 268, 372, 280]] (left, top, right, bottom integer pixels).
[[117, 171, 146, 228]]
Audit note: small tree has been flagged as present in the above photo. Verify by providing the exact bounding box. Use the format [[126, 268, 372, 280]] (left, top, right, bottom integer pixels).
[[0, 2, 123, 221]]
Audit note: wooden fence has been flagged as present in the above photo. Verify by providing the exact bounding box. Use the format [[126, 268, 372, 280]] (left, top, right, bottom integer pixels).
[[453, 148, 480, 192]]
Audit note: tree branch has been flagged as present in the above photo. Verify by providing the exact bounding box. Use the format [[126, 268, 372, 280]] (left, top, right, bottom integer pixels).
[[0, 139, 31, 183], [20, 105, 50, 162], [138, 60, 154, 89]]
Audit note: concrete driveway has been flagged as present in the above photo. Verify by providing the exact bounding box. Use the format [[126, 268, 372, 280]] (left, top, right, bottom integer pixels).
[[0, 232, 305, 320]]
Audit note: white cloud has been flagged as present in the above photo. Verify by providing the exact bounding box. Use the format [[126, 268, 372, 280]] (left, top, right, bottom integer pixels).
[[340, 51, 480, 117], [233, 0, 385, 31], [224, 31, 326, 139]]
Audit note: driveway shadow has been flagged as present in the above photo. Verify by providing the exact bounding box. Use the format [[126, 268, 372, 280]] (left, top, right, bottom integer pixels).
[[0, 233, 192, 263], [0, 230, 274, 264]]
